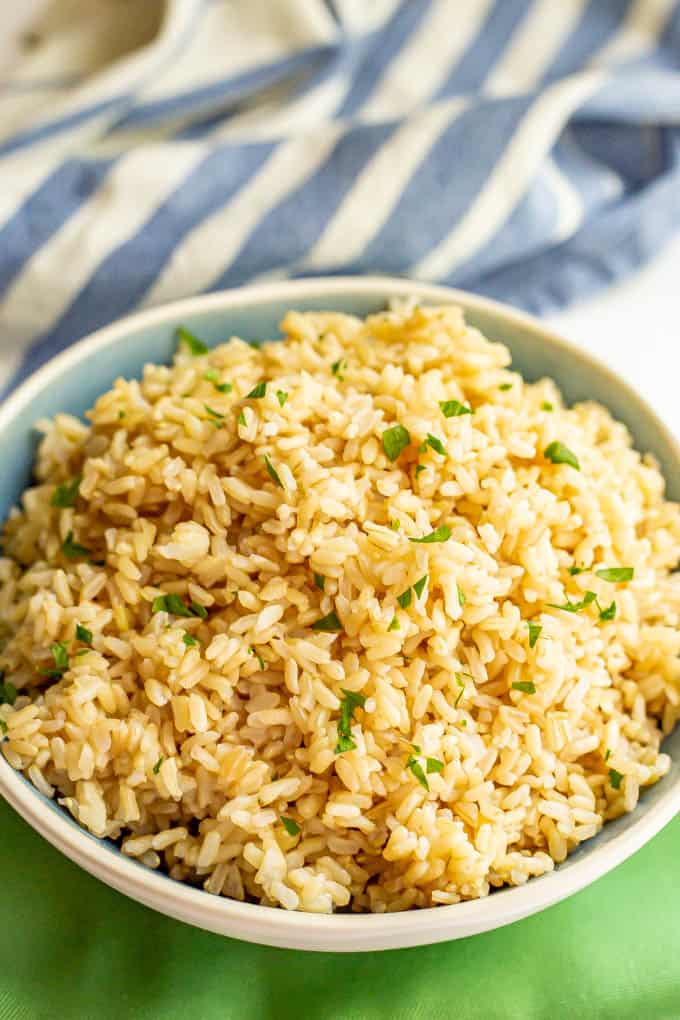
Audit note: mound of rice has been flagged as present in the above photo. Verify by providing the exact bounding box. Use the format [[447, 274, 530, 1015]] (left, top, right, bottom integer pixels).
[[1, 302, 680, 914]]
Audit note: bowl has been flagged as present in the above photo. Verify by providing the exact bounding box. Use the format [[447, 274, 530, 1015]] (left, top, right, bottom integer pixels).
[[1, 276, 679, 952]]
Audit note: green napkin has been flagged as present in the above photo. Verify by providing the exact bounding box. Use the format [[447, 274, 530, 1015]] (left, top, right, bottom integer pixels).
[[1, 797, 678, 1020]]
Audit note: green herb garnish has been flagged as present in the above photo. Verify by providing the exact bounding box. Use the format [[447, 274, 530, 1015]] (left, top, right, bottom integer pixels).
[[237, 410, 247, 427], [382, 424, 410, 462], [415, 464, 426, 477], [75, 624, 93, 646], [264, 455, 283, 488], [390, 519, 401, 531], [249, 647, 265, 670], [0, 719, 7, 736], [334, 689, 366, 754], [62, 531, 90, 560], [190, 600, 208, 619], [548, 591, 597, 613], [512, 680, 536, 694], [457, 583, 466, 607], [204, 404, 225, 426], [527, 622, 541, 648], [544, 441, 580, 470], [413, 575, 428, 599], [541, 401, 554, 411], [425, 433, 447, 457], [281, 816, 300, 836], [609, 768, 623, 790], [388, 615, 400, 631], [569, 565, 586, 575], [42, 641, 69, 678], [605, 748, 612, 761], [595, 567, 634, 583], [177, 326, 208, 356], [246, 382, 266, 399], [153, 756, 164, 775], [397, 588, 412, 610], [0, 677, 17, 706], [51, 476, 82, 508], [312, 611, 342, 632], [276, 390, 288, 407], [426, 756, 444, 774], [409, 525, 451, 544], [406, 751, 432, 790], [499, 382, 513, 391], [439, 400, 472, 418], [313, 573, 325, 591], [182, 633, 198, 647], [599, 600, 617, 622], [203, 370, 232, 393], [454, 673, 466, 708], [331, 359, 346, 380], [152, 593, 191, 617]]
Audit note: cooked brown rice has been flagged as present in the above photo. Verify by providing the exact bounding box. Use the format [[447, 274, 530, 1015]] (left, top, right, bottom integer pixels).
[[1, 302, 679, 913]]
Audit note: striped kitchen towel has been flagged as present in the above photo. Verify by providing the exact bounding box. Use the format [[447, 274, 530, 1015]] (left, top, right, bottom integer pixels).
[[1, 0, 680, 390]]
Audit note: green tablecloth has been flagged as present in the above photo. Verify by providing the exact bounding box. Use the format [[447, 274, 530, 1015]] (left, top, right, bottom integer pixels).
[[1, 798, 678, 1020]]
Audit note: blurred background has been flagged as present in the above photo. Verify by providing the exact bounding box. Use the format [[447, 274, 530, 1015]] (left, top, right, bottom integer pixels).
[[0, 0, 679, 421]]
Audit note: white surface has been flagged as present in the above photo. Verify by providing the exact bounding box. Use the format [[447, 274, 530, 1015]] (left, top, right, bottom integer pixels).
[[549, 231, 680, 438], [1, 276, 679, 951]]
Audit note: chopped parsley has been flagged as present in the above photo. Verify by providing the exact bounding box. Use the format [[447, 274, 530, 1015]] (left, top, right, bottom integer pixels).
[[237, 410, 247, 427], [397, 588, 412, 610], [118, 410, 126, 420], [62, 531, 90, 560], [415, 464, 426, 477], [426, 756, 444, 774], [605, 748, 612, 762], [264, 455, 283, 489], [609, 768, 623, 790], [331, 359, 346, 380], [204, 404, 225, 426], [246, 382, 267, 399], [152, 594, 207, 619], [595, 567, 634, 583], [281, 816, 300, 837], [599, 600, 617, 622], [313, 573, 325, 591], [203, 371, 232, 393], [51, 476, 82, 508], [512, 680, 536, 694], [499, 382, 513, 391], [407, 753, 429, 790], [42, 641, 69, 679], [390, 519, 401, 531], [182, 633, 198, 647], [544, 441, 580, 471], [439, 400, 472, 418], [276, 389, 288, 407], [177, 326, 208, 356], [548, 591, 597, 613], [152, 756, 164, 775], [312, 611, 342, 632], [250, 647, 265, 670], [425, 433, 447, 457], [334, 689, 366, 754], [541, 401, 554, 412], [0, 676, 17, 706], [388, 615, 400, 631], [527, 622, 542, 648], [413, 575, 428, 599], [569, 565, 586, 576], [0, 719, 6, 736], [75, 623, 93, 646], [409, 525, 451, 544], [382, 424, 411, 462], [454, 673, 468, 708], [457, 583, 466, 607]]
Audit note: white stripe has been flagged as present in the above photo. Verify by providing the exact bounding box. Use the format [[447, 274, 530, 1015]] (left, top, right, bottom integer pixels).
[[413, 69, 607, 280], [0, 143, 206, 344], [543, 157, 583, 242], [359, 0, 494, 122], [143, 125, 343, 307], [592, 0, 677, 66], [300, 99, 465, 271], [484, 0, 590, 96], [333, 0, 403, 35]]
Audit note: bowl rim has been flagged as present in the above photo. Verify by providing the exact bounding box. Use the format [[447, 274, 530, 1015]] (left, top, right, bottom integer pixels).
[[1, 274, 679, 950]]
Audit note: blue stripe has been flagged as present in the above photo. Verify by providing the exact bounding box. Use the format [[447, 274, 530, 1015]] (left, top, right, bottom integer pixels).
[[435, 0, 534, 98], [211, 120, 397, 290], [0, 97, 124, 158], [353, 95, 534, 274], [466, 132, 680, 313], [0, 156, 116, 297], [337, 0, 433, 117], [14, 142, 274, 385], [111, 45, 338, 131], [552, 129, 623, 209], [543, 0, 634, 83]]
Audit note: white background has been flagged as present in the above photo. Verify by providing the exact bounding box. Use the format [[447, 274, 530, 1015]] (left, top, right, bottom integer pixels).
[[2, 3, 679, 434]]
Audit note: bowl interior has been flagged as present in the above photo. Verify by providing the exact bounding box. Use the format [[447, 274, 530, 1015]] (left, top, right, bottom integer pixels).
[[1, 280, 679, 922]]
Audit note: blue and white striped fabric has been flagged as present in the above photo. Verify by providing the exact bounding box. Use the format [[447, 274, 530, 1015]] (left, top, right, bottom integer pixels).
[[2, 0, 680, 391]]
